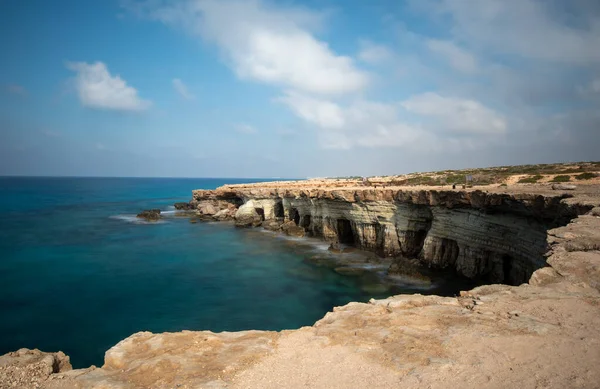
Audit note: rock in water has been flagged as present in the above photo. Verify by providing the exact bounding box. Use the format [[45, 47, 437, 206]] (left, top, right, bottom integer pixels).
[[174, 202, 194, 210], [136, 209, 161, 221], [281, 220, 305, 237], [263, 219, 283, 231]]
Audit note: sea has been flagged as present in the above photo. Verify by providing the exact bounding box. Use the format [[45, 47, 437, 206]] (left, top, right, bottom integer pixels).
[[0, 177, 475, 368]]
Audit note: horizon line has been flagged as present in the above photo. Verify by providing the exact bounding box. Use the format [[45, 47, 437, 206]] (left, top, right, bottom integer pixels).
[[0, 175, 301, 180]]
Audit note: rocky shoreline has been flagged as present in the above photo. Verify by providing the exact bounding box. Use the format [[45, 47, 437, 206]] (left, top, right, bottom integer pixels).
[[186, 183, 589, 286], [2, 182, 600, 388]]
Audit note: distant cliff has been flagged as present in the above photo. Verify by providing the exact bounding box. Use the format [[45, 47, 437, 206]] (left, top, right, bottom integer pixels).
[[191, 185, 585, 285]]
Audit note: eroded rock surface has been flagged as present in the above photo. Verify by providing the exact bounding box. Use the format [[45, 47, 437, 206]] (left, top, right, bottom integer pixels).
[[0, 349, 71, 389], [191, 183, 589, 284], [5, 183, 600, 389]]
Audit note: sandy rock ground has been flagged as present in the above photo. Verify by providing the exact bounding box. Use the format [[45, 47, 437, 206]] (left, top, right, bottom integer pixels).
[[2, 183, 600, 389]]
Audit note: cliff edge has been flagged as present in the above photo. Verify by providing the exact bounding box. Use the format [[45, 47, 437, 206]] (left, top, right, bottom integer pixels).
[[2, 182, 600, 389]]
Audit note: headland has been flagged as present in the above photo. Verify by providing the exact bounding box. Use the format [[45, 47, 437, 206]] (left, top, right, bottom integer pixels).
[[2, 162, 600, 388]]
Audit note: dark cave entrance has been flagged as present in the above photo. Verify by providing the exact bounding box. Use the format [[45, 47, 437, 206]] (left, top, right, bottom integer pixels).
[[291, 208, 300, 225], [337, 218, 355, 245], [255, 208, 265, 221], [301, 215, 311, 230], [403, 229, 430, 257], [502, 254, 513, 284], [274, 202, 284, 218]]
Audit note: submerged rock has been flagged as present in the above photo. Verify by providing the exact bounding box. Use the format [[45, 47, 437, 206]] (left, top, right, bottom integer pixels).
[[136, 209, 161, 221], [334, 267, 366, 276]]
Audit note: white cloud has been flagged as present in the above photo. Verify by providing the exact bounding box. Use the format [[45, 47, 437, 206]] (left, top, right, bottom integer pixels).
[[417, 0, 600, 64], [358, 40, 393, 64], [67, 61, 151, 111], [130, 0, 368, 95], [401, 92, 506, 134], [280, 90, 506, 149], [172, 78, 195, 99], [426, 39, 478, 73], [278, 91, 345, 130], [235, 123, 258, 134], [279, 91, 431, 149]]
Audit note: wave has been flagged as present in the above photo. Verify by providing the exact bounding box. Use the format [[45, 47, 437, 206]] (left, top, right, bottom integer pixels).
[[109, 214, 166, 224]]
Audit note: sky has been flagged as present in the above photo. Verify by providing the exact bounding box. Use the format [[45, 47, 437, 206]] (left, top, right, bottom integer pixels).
[[1, 0, 599, 178]]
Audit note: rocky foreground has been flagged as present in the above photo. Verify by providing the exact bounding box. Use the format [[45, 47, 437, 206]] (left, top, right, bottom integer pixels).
[[2, 181, 600, 389]]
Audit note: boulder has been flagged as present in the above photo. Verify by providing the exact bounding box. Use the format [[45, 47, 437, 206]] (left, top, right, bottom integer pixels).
[[235, 202, 263, 227], [213, 209, 234, 221], [281, 220, 305, 237], [136, 209, 161, 221], [0, 348, 72, 388], [263, 219, 283, 231]]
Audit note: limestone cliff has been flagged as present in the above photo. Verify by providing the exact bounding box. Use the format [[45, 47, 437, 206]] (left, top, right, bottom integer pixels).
[[2, 183, 600, 389], [191, 186, 583, 285]]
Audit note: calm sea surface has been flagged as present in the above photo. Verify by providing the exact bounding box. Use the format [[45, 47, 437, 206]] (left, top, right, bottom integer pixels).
[[0, 177, 474, 368]]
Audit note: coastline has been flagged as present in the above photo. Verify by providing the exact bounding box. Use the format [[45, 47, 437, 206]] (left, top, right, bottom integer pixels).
[[2, 180, 600, 388]]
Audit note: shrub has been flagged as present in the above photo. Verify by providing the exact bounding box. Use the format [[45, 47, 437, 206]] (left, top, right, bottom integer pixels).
[[575, 172, 597, 180], [518, 174, 543, 184], [499, 183, 507, 187], [551, 175, 571, 183]]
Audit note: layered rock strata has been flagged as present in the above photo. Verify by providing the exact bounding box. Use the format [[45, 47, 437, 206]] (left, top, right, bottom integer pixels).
[[190, 186, 584, 285]]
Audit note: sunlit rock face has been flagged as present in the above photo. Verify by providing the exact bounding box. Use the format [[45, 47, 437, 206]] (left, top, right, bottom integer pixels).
[[193, 187, 578, 285]]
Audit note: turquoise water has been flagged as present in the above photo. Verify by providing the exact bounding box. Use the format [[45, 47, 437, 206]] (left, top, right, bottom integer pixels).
[[0, 177, 473, 368]]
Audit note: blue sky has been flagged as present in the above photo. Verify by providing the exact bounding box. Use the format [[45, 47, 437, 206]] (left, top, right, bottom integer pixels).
[[1, 0, 599, 178]]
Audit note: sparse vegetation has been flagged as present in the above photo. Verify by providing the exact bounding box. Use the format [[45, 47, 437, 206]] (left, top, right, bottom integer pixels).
[[500, 183, 508, 187], [575, 172, 597, 180], [350, 161, 599, 188], [518, 175, 543, 184], [406, 176, 443, 186], [551, 175, 571, 183]]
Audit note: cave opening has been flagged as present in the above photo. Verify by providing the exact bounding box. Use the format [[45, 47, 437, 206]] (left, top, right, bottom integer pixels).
[[337, 218, 355, 245], [274, 202, 284, 218], [502, 254, 513, 284], [403, 229, 430, 257], [301, 215, 311, 230], [291, 208, 300, 225], [255, 208, 265, 221]]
